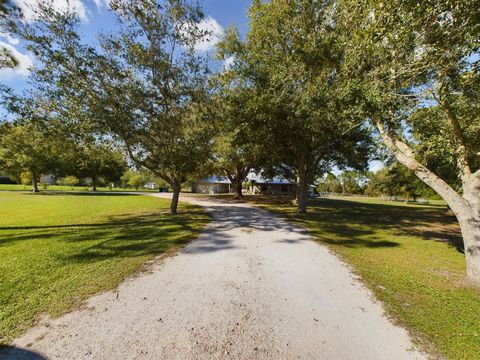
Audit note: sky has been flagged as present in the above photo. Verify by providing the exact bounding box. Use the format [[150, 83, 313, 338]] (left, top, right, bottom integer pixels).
[[1, 0, 252, 89], [1, 0, 384, 173]]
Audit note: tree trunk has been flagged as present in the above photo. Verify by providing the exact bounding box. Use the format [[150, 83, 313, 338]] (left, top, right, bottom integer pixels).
[[233, 180, 243, 199], [457, 210, 480, 281], [225, 165, 250, 199], [170, 181, 181, 215], [32, 172, 39, 193], [295, 163, 308, 214], [375, 116, 480, 284], [91, 177, 97, 192]]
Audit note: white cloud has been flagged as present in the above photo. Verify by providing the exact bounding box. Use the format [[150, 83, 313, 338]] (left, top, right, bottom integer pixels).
[[92, 0, 108, 11], [14, 0, 90, 22], [223, 56, 235, 70], [193, 16, 224, 52], [368, 160, 385, 173], [0, 32, 20, 46], [0, 41, 33, 79]]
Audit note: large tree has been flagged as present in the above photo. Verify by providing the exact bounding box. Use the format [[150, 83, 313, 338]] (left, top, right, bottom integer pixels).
[[16, 0, 215, 214], [337, 0, 480, 282], [232, 0, 372, 213]]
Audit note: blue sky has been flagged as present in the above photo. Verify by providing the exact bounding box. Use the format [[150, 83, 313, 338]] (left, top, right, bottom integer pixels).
[[1, 0, 252, 90]]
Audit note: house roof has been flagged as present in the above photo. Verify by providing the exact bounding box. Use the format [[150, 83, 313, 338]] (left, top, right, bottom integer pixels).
[[196, 173, 294, 185]]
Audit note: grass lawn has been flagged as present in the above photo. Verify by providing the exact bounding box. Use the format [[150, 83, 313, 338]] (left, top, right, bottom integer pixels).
[[239, 195, 479, 359], [0, 192, 209, 344], [0, 184, 158, 192]]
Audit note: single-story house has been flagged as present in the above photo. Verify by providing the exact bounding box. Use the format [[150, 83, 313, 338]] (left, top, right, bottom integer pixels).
[[192, 176, 232, 194], [192, 174, 296, 195], [144, 182, 156, 190], [248, 178, 295, 195]]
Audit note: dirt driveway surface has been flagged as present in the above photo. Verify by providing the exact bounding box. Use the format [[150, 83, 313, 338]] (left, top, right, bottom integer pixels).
[[1, 194, 426, 360]]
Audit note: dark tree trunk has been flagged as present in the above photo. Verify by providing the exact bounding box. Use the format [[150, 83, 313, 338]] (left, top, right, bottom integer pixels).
[[32, 172, 39, 193], [233, 180, 243, 199], [295, 163, 308, 214], [226, 165, 250, 199], [91, 176, 97, 192], [170, 181, 181, 215]]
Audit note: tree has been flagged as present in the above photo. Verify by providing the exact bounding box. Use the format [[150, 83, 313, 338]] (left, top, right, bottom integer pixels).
[[0, 121, 61, 192], [338, 0, 480, 282], [16, 0, 215, 214], [339, 171, 364, 195], [317, 173, 342, 194], [128, 174, 146, 191], [75, 140, 126, 192], [59, 175, 79, 190], [234, 0, 372, 213]]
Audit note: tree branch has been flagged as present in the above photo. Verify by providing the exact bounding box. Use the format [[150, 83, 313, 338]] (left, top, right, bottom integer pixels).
[[374, 115, 468, 214]]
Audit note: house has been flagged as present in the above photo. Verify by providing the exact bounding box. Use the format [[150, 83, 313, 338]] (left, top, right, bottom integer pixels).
[[191, 176, 232, 194], [192, 174, 296, 195], [248, 178, 295, 195], [144, 182, 156, 190]]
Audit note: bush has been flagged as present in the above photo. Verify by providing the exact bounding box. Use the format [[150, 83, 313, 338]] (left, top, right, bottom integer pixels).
[[59, 176, 79, 190], [20, 172, 32, 187]]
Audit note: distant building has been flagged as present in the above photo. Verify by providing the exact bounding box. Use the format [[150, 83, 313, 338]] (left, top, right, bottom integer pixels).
[[191, 174, 295, 195], [248, 178, 295, 195], [144, 182, 156, 190], [40, 174, 56, 185], [191, 176, 232, 194]]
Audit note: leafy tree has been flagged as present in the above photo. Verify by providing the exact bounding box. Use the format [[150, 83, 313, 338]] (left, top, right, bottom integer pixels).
[[338, 0, 480, 282], [339, 171, 364, 195], [232, 0, 373, 213], [19, 171, 31, 187], [74, 140, 126, 192], [14, 0, 215, 214], [59, 175, 79, 190], [317, 173, 342, 194], [128, 174, 146, 191], [0, 121, 62, 192]]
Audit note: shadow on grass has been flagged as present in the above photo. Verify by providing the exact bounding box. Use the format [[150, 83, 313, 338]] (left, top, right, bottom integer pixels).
[[0, 210, 212, 263], [0, 345, 46, 360], [244, 195, 462, 252], [22, 191, 141, 197]]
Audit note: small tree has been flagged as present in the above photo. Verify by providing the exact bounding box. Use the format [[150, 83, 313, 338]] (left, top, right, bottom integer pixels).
[[128, 174, 146, 191], [0, 119, 62, 193], [60, 176, 79, 190]]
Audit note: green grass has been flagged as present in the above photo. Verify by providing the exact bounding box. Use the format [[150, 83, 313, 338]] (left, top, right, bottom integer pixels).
[[0, 192, 209, 344], [0, 184, 159, 192], [238, 194, 479, 359]]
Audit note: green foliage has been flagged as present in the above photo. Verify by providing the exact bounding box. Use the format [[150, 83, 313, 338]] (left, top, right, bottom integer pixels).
[[19, 171, 31, 186], [221, 0, 374, 210], [58, 176, 79, 189], [0, 120, 64, 186], [128, 174, 146, 191], [365, 164, 437, 199]]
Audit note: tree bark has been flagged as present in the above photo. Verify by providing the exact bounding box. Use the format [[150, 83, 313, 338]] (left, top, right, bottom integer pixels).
[[375, 116, 480, 284], [32, 171, 39, 193], [170, 181, 181, 215], [91, 176, 97, 192], [233, 180, 243, 199], [225, 165, 250, 199], [295, 163, 308, 214]]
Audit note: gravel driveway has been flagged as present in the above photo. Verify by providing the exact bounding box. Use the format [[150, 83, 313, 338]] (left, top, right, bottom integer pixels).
[[1, 194, 426, 360]]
